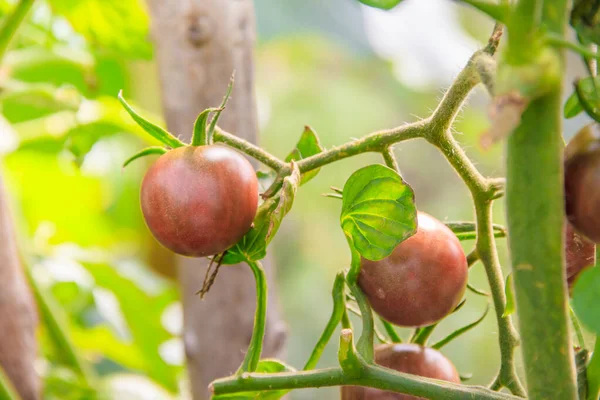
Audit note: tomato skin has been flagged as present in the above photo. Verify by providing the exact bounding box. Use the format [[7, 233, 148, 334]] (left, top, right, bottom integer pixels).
[[565, 221, 596, 288], [341, 344, 460, 400], [358, 212, 467, 327], [140, 145, 258, 257], [565, 147, 600, 243]]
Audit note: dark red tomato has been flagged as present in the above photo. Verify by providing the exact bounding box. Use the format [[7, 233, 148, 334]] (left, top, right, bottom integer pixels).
[[341, 344, 461, 400], [141, 145, 258, 257], [358, 212, 467, 327], [565, 221, 595, 288], [565, 123, 600, 243]]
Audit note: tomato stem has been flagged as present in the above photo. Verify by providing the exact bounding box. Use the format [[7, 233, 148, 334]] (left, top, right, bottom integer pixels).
[[303, 272, 347, 370], [346, 241, 375, 363], [237, 260, 268, 373]]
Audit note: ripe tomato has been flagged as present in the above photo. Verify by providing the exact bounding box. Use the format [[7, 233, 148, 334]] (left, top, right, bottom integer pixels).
[[565, 123, 600, 243], [341, 343, 460, 400], [140, 145, 258, 257], [358, 212, 467, 327]]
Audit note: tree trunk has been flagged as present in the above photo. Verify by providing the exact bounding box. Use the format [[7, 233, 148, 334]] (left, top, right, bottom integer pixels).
[[146, 1, 287, 399], [0, 172, 39, 400]]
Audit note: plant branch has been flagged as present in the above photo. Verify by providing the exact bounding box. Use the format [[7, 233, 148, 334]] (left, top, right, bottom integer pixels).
[[381, 147, 400, 172], [0, 0, 34, 63], [211, 364, 522, 400], [237, 260, 268, 373], [213, 127, 287, 171]]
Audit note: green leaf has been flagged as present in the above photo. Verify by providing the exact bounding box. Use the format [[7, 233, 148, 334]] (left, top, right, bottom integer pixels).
[[118, 91, 186, 149], [575, 78, 600, 122], [573, 267, 600, 334], [48, 0, 152, 58], [502, 273, 516, 317], [123, 147, 167, 168], [444, 221, 507, 241], [357, 0, 403, 10], [565, 77, 600, 119], [340, 164, 416, 261], [571, 0, 600, 49], [565, 89, 584, 118], [82, 262, 180, 392], [223, 165, 301, 264], [587, 338, 600, 400], [211, 359, 295, 400], [207, 75, 235, 142], [191, 108, 216, 146], [285, 126, 324, 184], [432, 304, 490, 349]]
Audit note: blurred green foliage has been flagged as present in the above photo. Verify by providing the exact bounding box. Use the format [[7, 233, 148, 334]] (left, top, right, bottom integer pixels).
[[3, 1, 586, 399]]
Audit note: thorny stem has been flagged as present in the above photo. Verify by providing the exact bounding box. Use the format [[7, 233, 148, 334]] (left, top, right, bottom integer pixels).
[[211, 25, 524, 398]]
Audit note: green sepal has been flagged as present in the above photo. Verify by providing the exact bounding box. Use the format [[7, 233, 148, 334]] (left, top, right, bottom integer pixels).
[[118, 91, 185, 148], [122, 147, 167, 168]]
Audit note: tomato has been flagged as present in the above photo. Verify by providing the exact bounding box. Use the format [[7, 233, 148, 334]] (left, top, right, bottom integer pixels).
[[358, 212, 467, 327], [565, 221, 595, 288], [341, 343, 460, 400], [140, 145, 258, 257], [565, 123, 600, 243]]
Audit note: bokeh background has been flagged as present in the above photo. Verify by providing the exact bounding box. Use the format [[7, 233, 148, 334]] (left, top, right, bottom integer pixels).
[[0, 0, 592, 399]]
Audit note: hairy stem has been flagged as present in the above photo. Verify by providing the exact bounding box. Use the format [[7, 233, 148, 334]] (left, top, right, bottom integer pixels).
[[506, 91, 577, 399], [211, 364, 521, 400], [475, 201, 525, 396], [214, 128, 288, 171], [237, 261, 268, 373], [0, 0, 34, 62], [504, 1, 577, 397], [381, 147, 400, 172]]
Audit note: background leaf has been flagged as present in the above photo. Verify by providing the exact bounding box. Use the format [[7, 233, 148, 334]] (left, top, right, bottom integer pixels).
[[564, 77, 600, 119], [340, 164, 416, 261], [573, 267, 600, 334], [356, 0, 403, 10], [48, 0, 152, 58]]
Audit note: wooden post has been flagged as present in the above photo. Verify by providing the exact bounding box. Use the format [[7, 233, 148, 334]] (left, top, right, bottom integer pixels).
[[146, 1, 287, 398]]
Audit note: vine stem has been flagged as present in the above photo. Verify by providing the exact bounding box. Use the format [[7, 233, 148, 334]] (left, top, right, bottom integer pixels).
[[0, 0, 35, 63], [211, 364, 521, 400], [237, 260, 267, 373], [503, 0, 578, 399]]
